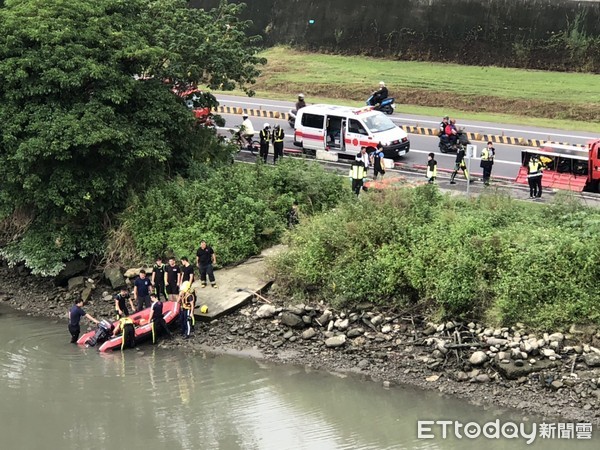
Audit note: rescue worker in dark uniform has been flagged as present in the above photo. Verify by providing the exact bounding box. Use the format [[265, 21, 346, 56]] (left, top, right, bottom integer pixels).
[[114, 288, 135, 320], [271, 124, 285, 164], [350, 153, 366, 195], [259, 123, 271, 164], [112, 316, 137, 350], [527, 154, 543, 198], [450, 146, 472, 184], [151, 256, 167, 301], [164, 257, 181, 302], [68, 299, 99, 343], [148, 294, 172, 344]]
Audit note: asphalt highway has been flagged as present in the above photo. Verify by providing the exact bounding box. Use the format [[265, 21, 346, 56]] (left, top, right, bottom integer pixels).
[[220, 113, 522, 181], [217, 94, 598, 146]]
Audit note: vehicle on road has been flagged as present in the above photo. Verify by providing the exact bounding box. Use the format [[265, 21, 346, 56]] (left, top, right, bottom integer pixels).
[[439, 129, 470, 153], [366, 95, 395, 115], [515, 140, 600, 192], [293, 104, 410, 160]]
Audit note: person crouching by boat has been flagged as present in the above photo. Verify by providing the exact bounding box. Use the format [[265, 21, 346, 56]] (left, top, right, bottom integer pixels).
[[112, 316, 138, 350], [68, 299, 99, 344], [148, 294, 172, 344], [179, 281, 195, 339], [114, 287, 135, 320]]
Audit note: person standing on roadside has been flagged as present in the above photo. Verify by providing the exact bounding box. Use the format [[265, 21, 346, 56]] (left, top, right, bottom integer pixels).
[[259, 123, 271, 164], [287, 200, 300, 228], [357, 146, 370, 175], [196, 240, 217, 288], [68, 299, 99, 344], [271, 124, 285, 164], [426, 152, 438, 184], [164, 257, 182, 302], [527, 154, 543, 199], [350, 154, 366, 196], [133, 269, 152, 311], [151, 256, 167, 301], [480, 141, 495, 186], [450, 146, 473, 184], [370, 143, 386, 180], [114, 287, 135, 320]]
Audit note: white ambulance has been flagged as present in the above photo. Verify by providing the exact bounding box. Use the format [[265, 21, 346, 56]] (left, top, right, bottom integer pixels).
[[293, 104, 410, 159]]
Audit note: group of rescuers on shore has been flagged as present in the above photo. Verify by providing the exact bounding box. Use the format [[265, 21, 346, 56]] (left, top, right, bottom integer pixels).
[[67, 240, 218, 348]]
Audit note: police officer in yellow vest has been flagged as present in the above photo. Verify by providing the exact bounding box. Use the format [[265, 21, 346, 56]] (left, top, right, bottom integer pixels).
[[271, 124, 285, 164], [259, 123, 271, 164], [113, 316, 136, 350], [480, 141, 495, 186], [527, 154, 543, 199], [350, 153, 366, 196]]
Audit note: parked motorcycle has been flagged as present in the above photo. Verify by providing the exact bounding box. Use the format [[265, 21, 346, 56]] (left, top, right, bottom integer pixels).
[[439, 129, 470, 153], [366, 95, 395, 115]]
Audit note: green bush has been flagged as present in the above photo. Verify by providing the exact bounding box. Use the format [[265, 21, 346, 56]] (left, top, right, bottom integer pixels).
[[121, 159, 349, 266], [271, 187, 600, 330]]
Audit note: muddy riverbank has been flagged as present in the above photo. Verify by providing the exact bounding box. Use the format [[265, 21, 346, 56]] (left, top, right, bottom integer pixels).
[[1, 263, 599, 426]]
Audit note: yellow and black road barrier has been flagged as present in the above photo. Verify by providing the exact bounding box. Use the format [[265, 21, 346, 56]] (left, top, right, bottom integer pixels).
[[215, 107, 585, 149]]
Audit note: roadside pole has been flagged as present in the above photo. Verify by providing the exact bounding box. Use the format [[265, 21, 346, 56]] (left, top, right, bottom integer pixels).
[[466, 144, 477, 195]]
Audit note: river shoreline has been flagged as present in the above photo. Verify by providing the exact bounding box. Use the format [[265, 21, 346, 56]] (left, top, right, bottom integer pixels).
[[1, 264, 599, 427]]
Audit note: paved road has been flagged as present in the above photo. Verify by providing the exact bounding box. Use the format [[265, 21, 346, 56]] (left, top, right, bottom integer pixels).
[[217, 94, 598, 146], [220, 113, 522, 181]]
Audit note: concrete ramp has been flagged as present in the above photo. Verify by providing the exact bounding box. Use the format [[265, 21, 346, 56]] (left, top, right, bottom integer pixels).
[[193, 245, 285, 320]]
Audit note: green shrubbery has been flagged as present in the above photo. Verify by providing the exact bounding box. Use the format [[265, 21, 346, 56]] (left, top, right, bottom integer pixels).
[[120, 159, 349, 266], [271, 186, 600, 330]]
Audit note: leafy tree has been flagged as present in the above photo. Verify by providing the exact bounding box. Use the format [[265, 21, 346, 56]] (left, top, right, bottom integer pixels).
[[0, 0, 264, 274]]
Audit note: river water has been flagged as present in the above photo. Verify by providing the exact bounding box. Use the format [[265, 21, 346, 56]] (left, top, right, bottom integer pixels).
[[0, 305, 597, 449]]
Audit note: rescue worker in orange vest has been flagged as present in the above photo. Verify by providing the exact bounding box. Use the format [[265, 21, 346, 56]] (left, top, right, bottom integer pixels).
[[527, 154, 543, 199], [271, 124, 285, 164], [259, 123, 271, 164], [349, 154, 366, 196], [112, 316, 137, 350], [426, 152, 438, 184]]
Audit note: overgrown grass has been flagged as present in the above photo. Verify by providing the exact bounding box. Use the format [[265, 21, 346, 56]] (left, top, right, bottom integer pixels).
[[225, 46, 600, 132], [117, 159, 350, 267], [270, 187, 600, 330]]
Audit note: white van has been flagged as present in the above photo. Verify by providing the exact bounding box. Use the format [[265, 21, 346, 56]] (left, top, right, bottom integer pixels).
[[293, 104, 410, 159]]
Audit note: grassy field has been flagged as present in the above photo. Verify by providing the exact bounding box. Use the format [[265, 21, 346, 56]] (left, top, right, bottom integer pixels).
[[227, 46, 600, 133]]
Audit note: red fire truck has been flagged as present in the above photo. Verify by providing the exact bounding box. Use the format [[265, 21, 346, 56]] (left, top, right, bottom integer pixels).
[[515, 139, 600, 192]]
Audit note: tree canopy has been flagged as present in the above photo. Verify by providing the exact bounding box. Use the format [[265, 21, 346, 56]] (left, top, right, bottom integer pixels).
[[0, 0, 264, 274]]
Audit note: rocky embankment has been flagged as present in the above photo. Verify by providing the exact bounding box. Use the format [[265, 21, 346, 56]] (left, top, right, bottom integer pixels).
[[1, 262, 599, 425]]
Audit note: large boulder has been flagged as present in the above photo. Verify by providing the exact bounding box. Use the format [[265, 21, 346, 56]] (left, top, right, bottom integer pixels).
[[325, 335, 346, 348], [104, 267, 125, 289], [54, 259, 87, 285], [67, 276, 85, 291], [280, 312, 304, 328], [583, 353, 600, 368], [494, 359, 558, 380], [256, 304, 276, 319], [469, 351, 488, 366]]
